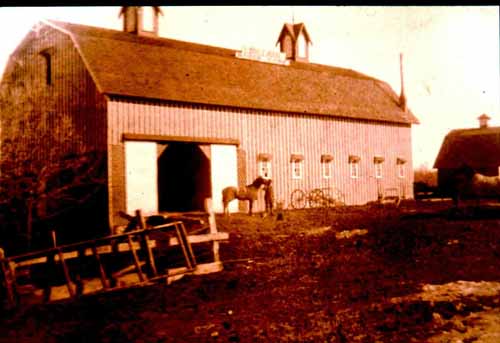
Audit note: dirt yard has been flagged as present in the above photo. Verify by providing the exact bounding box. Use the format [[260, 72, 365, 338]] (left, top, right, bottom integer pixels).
[[1, 201, 500, 342]]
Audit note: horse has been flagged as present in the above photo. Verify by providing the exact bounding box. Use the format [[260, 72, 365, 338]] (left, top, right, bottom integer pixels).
[[222, 177, 269, 215], [452, 164, 500, 208]]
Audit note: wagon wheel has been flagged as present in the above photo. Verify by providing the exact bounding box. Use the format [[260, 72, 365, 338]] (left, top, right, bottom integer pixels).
[[323, 188, 337, 207], [308, 188, 325, 208], [290, 189, 307, 209]]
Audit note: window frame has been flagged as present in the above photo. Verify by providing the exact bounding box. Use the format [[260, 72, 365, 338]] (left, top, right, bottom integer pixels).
[[375, 163, 383, 179], [258, 160, 272, 178], [397, 158, 406, 178], [348, 155, 360, 179], [292, 160, 303, 179], [398, 163, 405, 178], [322, 161, 332, 179], [290, 154, 304, 179], [40, 50, 52, 86], [373, 156, 384, 179], [321, 154, 333, 179], [350, 162, 359, 179]]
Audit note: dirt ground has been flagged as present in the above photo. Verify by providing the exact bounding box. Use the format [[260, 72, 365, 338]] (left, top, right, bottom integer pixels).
[[1, 201, 500, 342]]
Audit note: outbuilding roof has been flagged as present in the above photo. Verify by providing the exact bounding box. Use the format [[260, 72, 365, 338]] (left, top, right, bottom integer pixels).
[[46, 20, 418, 125], [275, 23, 312, 45], [433, 127, 500, 169]]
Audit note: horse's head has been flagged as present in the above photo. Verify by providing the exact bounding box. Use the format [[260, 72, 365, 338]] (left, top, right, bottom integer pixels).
[[252, 176, 268, 188]]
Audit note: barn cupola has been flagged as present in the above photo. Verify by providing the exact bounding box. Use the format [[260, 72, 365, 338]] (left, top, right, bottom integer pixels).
[[276, 22, 312, 62], [119, 6, 163, 37], [478, 113, 491, 129]]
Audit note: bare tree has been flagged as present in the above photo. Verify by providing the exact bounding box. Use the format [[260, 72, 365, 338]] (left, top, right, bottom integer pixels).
[[0, 71, 106, 254]]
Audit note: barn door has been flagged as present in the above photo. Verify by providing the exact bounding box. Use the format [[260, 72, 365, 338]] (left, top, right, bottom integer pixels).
[[125, 141, 158, 215], [211, 144, 238, 213]]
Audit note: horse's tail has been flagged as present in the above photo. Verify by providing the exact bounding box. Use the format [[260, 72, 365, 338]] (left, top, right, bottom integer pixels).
[[222, 186, 237, 214], [221, 186, 231, 203]]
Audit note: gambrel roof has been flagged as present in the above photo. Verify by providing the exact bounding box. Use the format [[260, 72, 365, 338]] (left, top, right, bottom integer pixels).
[[45, 20, 418, 125], [434, 127, 500, 169]]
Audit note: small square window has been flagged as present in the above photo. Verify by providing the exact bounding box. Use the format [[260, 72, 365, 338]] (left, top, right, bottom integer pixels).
[[40, 51, 52, 85], [321, 154, 333, 179], [258, 160, 272, 178], [373, 156, 384, 179], [349, 155, 360, 179], [397, 158, 406, 178], [322, 161, 331, 179], [398, 164, 405, 178], [375, 163, 383, 178], [257, 153, 272, 178], [290, 154, 304, 179], [292, 160, 303, 179], [350, 162, 359, 179]]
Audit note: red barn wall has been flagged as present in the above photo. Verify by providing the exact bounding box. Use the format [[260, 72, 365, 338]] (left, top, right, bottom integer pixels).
[[107, 98, 413, 226]]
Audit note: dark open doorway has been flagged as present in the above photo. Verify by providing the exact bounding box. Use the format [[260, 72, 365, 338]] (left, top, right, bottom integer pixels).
[[157, 143, 211, 212]]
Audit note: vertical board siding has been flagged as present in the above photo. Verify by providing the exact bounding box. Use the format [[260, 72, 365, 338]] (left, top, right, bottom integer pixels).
[[1, 26, 110, 229], [2, 28, 107, 154], [108, 98, 414, 219]]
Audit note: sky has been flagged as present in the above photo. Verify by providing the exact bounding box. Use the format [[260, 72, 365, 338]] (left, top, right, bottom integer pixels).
[[0, 6, 499, 169]]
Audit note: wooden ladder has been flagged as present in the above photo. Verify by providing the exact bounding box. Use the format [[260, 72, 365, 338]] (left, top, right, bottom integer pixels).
[[127, 210, 197, 282]]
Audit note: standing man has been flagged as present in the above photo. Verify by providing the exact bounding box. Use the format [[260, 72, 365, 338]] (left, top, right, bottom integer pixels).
[[264, 179, 274, 216]]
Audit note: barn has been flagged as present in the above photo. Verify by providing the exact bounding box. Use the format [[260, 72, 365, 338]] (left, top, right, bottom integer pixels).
[[0, 7, 418, 234], [434, 114, 500, 196]]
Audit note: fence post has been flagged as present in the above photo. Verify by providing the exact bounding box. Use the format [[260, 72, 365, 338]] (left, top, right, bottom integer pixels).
[[205, 198, 220, 264], [0, 248, 17, 308]]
